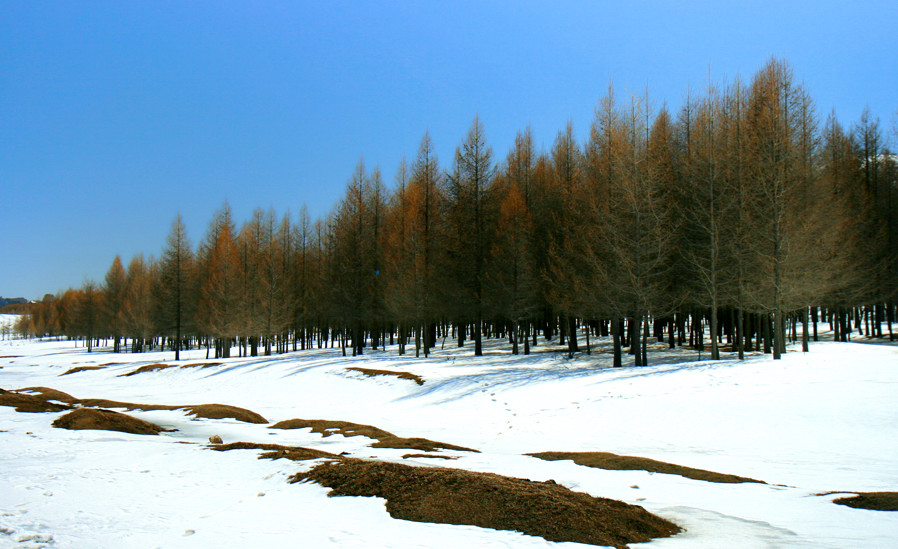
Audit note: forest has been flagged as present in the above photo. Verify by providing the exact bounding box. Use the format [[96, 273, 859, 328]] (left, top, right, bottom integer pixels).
[[15, 59, 898, 365]]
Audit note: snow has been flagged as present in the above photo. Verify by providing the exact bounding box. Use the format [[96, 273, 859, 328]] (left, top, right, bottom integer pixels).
[[1, 333, 897, 548], [0, 315, 18, 332]]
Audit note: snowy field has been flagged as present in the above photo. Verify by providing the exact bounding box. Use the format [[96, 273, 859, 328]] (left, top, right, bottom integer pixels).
[[1, 330, 896, 548]]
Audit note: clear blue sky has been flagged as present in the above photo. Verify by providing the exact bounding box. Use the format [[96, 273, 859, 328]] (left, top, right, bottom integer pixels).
[[2, 1, 896, 300]]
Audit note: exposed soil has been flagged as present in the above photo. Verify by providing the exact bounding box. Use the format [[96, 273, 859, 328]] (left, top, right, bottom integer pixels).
[[60, 365, 107, 376], [0, 355, 23, 358], [271, 418, 478, 453], [346, 367, 425, 385], [51, 408, 169, 435], [292, 458, 680, 548], [210, 441, 340, 461], [118, 363, 177, 377], [183, 404, 267, 423], [528, 451, 765, 484], [830, 492, 898, 511]]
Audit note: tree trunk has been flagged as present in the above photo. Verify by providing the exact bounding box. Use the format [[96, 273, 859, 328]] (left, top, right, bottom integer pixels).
[[668, 317, 676, 349], [567, 315, 579, 356], [641, 316, 649, 366], [631, 316, 643, 366], [612, 318, 623, 368], [802, 307, 810, 352], [736, 308, 744, 360]]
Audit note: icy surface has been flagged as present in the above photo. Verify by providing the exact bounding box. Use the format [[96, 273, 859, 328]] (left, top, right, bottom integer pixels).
[[1, 334, 896, 548]]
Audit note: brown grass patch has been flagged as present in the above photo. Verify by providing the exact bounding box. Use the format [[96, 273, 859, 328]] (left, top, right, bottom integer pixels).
[[529, 451, 765, 484], [271, 418, 478, 453], [17, 386, 79, 403], [210, 441, 340, 461], [183, 404, 268, 424], [0, 355, 23, 358], [60, 365, 107, 376], [346, 367, 424, 385], [51, 408, 169, 435], [1, 386, 265, 425], [292, 458, 680, 548], [118, 363, 176, 377], [0, 388, 72, 413], [830, 492, 898, 511], [78, 399, 179, 412], [181, 362, 222, 368], [402, 453, 457, 460]]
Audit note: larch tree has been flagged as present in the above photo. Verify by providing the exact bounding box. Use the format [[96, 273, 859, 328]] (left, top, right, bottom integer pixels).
[[122, 255, 155, 353], [102, 255, 127, 353], [745, 58, 822, 358], [75, 280, 103, 352], [409, 132, 446, 356], [196, 203, 241, 358], [156, 214, 194, 360], [486, 183, 539, 354], [582, 89, 627, 366], [680, 85, 732, 360], [383, 157, 415, 354], [545, 121, 587, 356], [446, 117, 496, 356]]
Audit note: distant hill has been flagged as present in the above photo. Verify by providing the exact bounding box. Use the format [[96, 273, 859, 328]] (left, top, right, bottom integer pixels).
[[0, 297, 29, 313]]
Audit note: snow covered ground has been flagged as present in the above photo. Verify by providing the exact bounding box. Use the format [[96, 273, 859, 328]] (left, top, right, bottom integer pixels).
[[1, 332, 896, 548], [0, 315, 18, 335]]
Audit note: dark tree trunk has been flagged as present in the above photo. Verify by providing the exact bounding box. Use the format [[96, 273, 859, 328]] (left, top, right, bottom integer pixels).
[[736, 308, 745, 360], [631, 316, 643, 366], [612, 318, 623, 368], [567, 315, 579, 356]]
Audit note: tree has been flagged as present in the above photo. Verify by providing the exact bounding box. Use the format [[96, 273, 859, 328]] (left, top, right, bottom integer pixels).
[[405, 132, 446, 356], [746, 58, 825, 358], [196, 203, 241, 358], [122, 255, 155, 352], [680, 84, 732, 360], [446, 117, 496, 356], [157, 214, 194, 360], [545, 121, 587, 356], [486, 183, 539, 354], [103, 255, 127, 352], [75, 280, 103, 352]]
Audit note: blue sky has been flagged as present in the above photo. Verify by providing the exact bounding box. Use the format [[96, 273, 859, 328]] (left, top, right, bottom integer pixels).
[[2, 1, 896, 300]]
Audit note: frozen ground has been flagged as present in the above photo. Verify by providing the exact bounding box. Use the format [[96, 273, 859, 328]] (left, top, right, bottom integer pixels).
[[1, 330, 896, 548]]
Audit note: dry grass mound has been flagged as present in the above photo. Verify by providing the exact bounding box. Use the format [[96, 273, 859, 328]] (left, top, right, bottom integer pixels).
[[181, 362, 222, 368], [17, 386, 79, 403], [529, 451, 765, 484], [51, 408, 168, 435], [346, 367, 425, 385], [78, 399, 179, 412], [60, 365, 106, 376], [0, 388, 72, 413], [118, 363, 176, 377], [210, 441, 340, 461], [832, 492, 898, 511], [292, 459, 680, 548], [183, 404, 268, 424], [271, 418, 478, 453]]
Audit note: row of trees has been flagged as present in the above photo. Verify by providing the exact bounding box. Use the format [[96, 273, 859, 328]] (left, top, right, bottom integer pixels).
[[17, 59, 898, 363]]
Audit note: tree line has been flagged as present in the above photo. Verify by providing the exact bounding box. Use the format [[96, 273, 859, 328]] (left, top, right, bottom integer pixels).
[[17, 59, 898, 364]]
